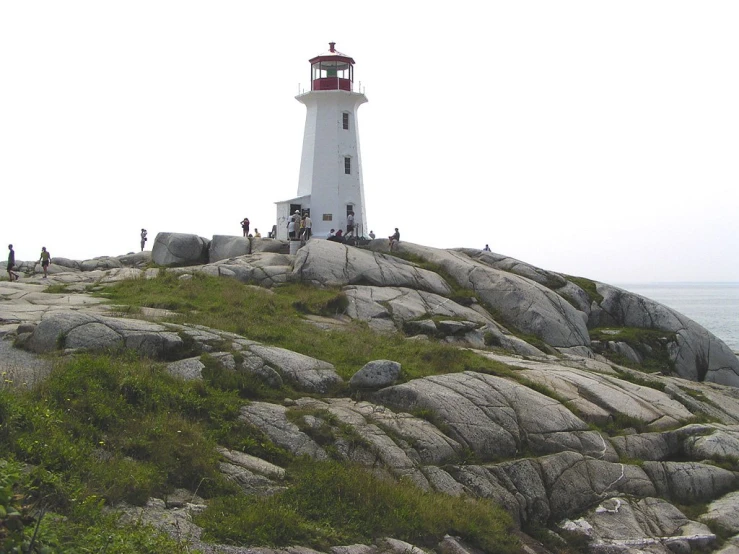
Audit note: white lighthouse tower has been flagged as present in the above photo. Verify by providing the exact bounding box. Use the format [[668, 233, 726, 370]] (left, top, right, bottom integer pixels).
[[276, 43, 368, 240]]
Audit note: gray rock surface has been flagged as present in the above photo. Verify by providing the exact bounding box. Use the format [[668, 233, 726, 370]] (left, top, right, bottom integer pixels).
[[293, 240, 452, 296], [372, 371, 616, 462], [251, 238, 288, 253], [22, 311, 184, 359], [595, 283, 739, 386], [209, 235, 251, 263], [152, 232, 210, 266], [349, 360, 402, 390], [364, 242, 590, 348], [248, 344, 343, 393], [561, 497, 715, 553], [197, 252, 292, 287], [701, 491, 739, 534], [4, 239, 739, 553]]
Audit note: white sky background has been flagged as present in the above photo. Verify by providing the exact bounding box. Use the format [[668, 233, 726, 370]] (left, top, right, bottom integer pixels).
[[1, 1, 737, 283]]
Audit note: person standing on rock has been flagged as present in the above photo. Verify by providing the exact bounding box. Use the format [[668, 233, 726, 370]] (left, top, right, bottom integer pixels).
[[369, 230, 376, 240], [298, 214, 306, 240], [389, 228, 400, 251], [346, 211, 355, 237], [287, 214, 296, 240], [38, 247, 51, 278], [483, 244, 491, 252], [303, 213, 312, 241], [140, 229, 148, 251], [7, 244, 19, 281], [240, 217, 250, 237]]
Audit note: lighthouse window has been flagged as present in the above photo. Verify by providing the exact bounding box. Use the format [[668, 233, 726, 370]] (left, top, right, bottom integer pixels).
[[344, 157, 351, 174], [342, 113, 349, 130]]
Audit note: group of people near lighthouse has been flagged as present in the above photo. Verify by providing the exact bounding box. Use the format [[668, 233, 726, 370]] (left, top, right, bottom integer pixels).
[[287, 210, 312, 242]]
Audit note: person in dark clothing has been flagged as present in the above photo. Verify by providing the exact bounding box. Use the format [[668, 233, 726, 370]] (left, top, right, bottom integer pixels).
[[7, 244, 19, 281], [389, 228, 400, 251], [327, 229, 344, 243], [241, 217, 250, 237], [38, 247, 51, 279]]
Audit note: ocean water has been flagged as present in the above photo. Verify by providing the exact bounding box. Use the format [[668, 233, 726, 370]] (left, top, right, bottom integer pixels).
[[616, 282, 739, 352]]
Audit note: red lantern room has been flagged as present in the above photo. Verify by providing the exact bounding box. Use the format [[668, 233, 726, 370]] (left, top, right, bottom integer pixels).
[[309, 42, 355, 92]]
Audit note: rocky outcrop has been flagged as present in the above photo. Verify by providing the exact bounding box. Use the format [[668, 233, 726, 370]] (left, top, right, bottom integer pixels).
[[364, 242, 590, 348], [152, 232, 210, 266], [561, 497, 716, 553], [593, 283, 739, 386], [292, 240, 452, 296], [209, 235, 251, 263], [342, 284, 543, 355], [18, 313, 343, 393], [194, 252, 292, 288], [349, 360, 402, 390], [22, 312, 184, 358], [5, 238, 739, 553]]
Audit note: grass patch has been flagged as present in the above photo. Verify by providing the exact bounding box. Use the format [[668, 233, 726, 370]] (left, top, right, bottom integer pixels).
[[0, 353, 247, 502], [563, 276, 604, 305], [96, 273, 511, 381], [43, 283, 72, 294], [195, 459, 518, 553], [384, 252, 480, 305], [612, 369, 667, 392], [599, 413, 650, 436], [0, 350, 297, 551], [590, 327, 676, 373]]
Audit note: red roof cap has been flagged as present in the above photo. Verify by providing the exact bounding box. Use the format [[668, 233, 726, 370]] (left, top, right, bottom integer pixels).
[[309, 42, 355, 65]]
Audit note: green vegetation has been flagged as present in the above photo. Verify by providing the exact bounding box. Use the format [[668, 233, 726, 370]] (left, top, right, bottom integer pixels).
[[0, 352, 270, 551], [42, 284, 72, 294], [195, 459, 518, 553], [563, 275, 604, 305], [0, 272, 522, 551], [97, 273, 510, 380], [612, 368, 667, 392], [383, 251, 480, 305], [590, 327, 676, 373]]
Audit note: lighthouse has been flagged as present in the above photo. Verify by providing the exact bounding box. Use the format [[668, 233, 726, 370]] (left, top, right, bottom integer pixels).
[[276, 43, 368, 240]]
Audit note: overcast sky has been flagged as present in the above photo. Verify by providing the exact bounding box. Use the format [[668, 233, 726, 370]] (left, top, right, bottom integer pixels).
[[1, 1, 737, 283]]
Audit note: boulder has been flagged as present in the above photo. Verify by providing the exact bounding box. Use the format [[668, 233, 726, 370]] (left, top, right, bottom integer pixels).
[[187, 252, 293, 288], [594, 284, 739, 386], [166, 357, 205, 380], [24, 312, 184, 359], [152, 232, 210, 266], [80, 256, 123, 272], [349, 360, 402, 390], [561, 497, 715, 553], [372, 371, 616, 461], [641, 461, 737, 504], [248, 344, 343, 394], [293, 240, 452, 296], [512, 360, 694, 429], [452, 451, 655, 524], [364, 242, 590, 348], [251, 238, 288, 254], [209, 235, 251, 263], [238, 402, 328, 460], [117, 251, 152, 268], [700, 491, 739, 534], [50, 257, 81, 270]]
